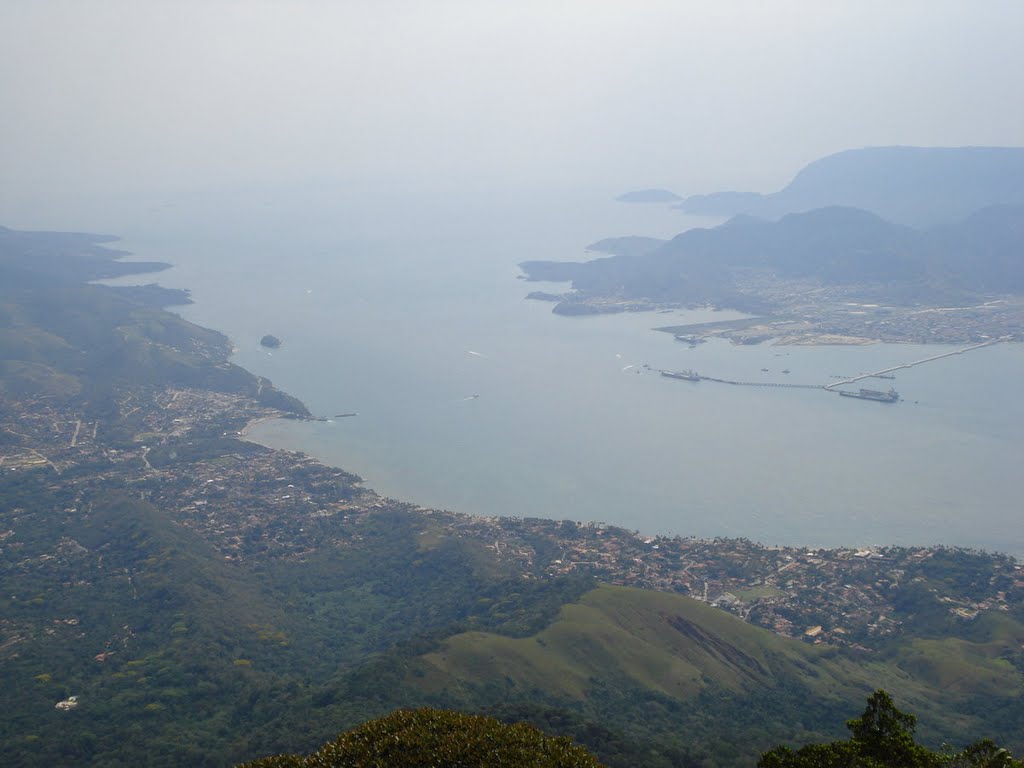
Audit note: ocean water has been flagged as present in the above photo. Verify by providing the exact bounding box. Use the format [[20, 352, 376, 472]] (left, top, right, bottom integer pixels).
[[101, 184, 1024, 555]]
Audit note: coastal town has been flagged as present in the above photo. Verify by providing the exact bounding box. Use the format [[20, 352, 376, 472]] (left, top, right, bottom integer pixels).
[[668, 295, 1024, 347], [3, 380, 1020, 656], [550, 281, 1024, 347]]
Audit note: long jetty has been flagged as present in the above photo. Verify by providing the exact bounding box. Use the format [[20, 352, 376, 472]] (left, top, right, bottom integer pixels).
[[697, 376, 823, 390], [821, 338, 1005, 391], [660, 337, 1007, 399]]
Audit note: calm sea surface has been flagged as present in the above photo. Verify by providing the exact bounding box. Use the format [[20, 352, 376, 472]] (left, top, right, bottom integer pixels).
[[102, 184, 1024, 555]]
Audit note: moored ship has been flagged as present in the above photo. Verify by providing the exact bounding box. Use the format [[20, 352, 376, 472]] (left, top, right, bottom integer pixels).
[[838, 387, 899, 403], [660, 369, 700, 381]]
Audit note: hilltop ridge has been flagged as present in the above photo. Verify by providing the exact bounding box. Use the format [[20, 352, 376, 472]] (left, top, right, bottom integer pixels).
[[675, 146, 1024, 227], [520, 202, 1024, 342]]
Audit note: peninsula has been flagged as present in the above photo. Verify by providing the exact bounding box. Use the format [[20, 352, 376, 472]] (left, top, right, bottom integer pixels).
[[521, 149, 1024, 346]]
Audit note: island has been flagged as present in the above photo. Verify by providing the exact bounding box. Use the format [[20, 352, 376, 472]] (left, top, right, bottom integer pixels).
[[260, 333, 282, 348]]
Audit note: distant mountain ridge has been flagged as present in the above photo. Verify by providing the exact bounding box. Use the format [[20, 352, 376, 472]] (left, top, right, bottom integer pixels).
[[676, 146, 1024, 228], [521, 203, 1024, 310]]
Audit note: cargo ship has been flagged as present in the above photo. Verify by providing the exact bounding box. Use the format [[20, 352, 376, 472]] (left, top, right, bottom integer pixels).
[[660, 369, 700, 382], [673, 334, 705, 347], [838, 387, 899, 403]]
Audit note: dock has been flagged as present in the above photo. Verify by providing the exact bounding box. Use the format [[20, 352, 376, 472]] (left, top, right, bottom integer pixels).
[[660, 370, 823, 390], [696, 375, 823, 390], [659, 337, 1008, 402], [821, 338, 1005, 391]]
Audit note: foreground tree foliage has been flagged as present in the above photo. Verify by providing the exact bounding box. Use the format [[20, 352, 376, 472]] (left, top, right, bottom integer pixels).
[[759, 691, 1022, 768], [239, 707, 606, 767]]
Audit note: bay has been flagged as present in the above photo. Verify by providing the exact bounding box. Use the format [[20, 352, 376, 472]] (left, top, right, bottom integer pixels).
[[101, 182, 1024, 555]]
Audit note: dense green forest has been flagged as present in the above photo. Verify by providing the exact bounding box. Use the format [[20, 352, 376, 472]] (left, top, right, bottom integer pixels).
[[241, 708, 607, 768], [759, 690, 1023, 767], [236, 693, 1024, 768]]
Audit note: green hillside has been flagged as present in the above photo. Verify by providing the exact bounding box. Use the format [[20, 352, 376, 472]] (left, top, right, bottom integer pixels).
[[392, 586, 1024, 764], [2, 492, 310, 764], [255, 584, 1024, 765], [420, 586, 822, 698], [0, 228, 307, 415]]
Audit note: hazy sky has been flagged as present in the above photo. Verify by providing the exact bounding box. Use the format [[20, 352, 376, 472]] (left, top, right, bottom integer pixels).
[[2, 1, 1023, 222]]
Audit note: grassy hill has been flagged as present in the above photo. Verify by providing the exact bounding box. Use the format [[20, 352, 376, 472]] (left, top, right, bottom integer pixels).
[[420, 586, 821, 698], [389, 586, 1023, 765], [254, 584, 1024, 766]]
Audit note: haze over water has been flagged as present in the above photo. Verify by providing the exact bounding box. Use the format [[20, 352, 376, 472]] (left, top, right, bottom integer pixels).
[[6, 3, 1024, 552], [103, 184, 1024, 556]]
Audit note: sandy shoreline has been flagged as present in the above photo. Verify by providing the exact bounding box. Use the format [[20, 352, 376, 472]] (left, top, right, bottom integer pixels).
[[239, 413, 283, 438]]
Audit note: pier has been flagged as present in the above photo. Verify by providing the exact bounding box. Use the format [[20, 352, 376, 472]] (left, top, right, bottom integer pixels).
[[821, 338, 1005, 390], [660, 337, 1007, 401], [696, 376, 824, 390]]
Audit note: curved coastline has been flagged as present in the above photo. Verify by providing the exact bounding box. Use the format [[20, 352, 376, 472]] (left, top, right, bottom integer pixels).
[[239, 413, 283, 438]]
